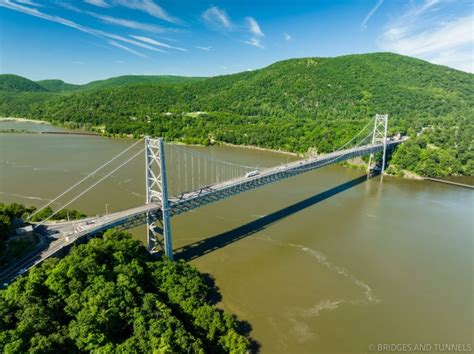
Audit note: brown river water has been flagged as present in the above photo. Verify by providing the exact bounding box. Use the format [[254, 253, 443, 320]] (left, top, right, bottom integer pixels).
[[0, 121, 472, 353]]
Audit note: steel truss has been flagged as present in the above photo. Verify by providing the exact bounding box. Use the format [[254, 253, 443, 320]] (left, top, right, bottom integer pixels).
[[145, 137, 173, 259], [367, 114, 388, 177], [169, 140, 401, 217]]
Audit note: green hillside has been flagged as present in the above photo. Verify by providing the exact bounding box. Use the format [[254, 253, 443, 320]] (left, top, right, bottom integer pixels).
[[81, 75, 206, 91], [1, 75, 204, 93], [0, 53, 472, 177], [36, 79, 81, 92], [0, 74, 47, 92]]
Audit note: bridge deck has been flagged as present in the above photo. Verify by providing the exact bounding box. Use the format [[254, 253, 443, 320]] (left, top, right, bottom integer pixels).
[[45, 139, 406, 239], [0, 139, 404, 284], [169, 140, 403, 215]]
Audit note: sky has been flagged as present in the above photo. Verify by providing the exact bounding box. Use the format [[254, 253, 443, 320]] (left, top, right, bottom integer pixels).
[[0, 0, 472, 84]]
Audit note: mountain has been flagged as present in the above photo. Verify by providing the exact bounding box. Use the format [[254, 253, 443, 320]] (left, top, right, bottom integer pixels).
[[0, 74, 47, 92], [36, 79, 81, 92], [0, 75, 204, 93], [80, 75, 205, 91], [0, 53, 472, 177]]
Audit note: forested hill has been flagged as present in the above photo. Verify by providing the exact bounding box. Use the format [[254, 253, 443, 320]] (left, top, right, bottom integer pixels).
[[0, 74, 204, 93], [80, 75, 205, 91], [0, 52, 472, 177], [0, 74, 47, 92], [35, 79, 81, 92]]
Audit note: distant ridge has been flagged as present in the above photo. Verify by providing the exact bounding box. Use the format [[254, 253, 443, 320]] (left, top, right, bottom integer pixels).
[[0, 74, 47, 92], [0, 52, 472, 177], [0, 74, 205, 93], [80, 75, 206, 91], [36, 79, 81, 92]]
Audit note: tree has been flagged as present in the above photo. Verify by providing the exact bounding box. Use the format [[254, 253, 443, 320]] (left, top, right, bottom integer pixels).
[[0, 230, 253, 353]]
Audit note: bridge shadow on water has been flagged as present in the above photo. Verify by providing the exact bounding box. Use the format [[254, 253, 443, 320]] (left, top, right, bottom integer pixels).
[[175, 172, 379, 261]]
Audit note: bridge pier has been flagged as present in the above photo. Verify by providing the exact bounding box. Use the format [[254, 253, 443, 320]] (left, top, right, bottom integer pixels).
[[145, 137, 173, 260]]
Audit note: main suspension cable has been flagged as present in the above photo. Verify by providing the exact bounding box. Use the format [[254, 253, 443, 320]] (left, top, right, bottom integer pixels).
[[28, 138, 144, 221], [35, 147, 145, 227]]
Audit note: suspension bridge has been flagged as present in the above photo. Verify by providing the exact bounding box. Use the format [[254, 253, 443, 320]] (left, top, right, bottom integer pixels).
[[1, 115, 406, 284]]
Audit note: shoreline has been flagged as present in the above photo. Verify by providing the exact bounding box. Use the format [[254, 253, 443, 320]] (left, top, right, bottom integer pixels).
[[0, 117, 51, 124], [424, 177, 474, 189], [3, 117, 471, 185]]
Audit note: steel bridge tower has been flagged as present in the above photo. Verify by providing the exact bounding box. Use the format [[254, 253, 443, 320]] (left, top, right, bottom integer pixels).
[[145, 137, 173, 260], [367, 114, 388, 178]]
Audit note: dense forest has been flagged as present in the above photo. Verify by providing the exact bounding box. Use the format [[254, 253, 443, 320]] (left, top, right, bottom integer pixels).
[[0, 74, 204, 93], [0, 229, 252, 353], [35, 79, 81, 92], [1, 53, 472, 177], [0, 74, 47, 93]]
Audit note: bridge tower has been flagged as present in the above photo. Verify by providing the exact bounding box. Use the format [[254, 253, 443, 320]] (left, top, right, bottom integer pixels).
[[145, 137, 173, 260], [367, 114, 388, 178]]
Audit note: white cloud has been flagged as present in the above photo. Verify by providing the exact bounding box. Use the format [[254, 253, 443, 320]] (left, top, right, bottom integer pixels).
[[72, 61, 84, 64], [201, 7, 265, 49], [429, 49, 473, 73], [15, 0, 42, 6], [244, 37, 264, 49], [244, 17, 264, 49], [113, 0, 179, 24], [202, 6, 231, 29], [379, 0, 474, 72], [84, 0, 179, 23], [104, 32, 167, 52], [108, 40, 147, 57], [383, 15, 472, 57], [0, 0, 101, 36], [57, 2, 83, 12], [195, 46, 212, 51], [0, 0, 166, 56], [284, 32, 292, 41], [361, 0, 384, 29], [88, 12, 165, 33], [130, 35, 187, 51], [246, 17, 264, 37], [84, 0, 110, 8], [244, 17, 265, 48]]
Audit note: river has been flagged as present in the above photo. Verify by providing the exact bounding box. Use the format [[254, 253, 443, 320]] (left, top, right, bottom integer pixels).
[[1, 121, 472, 353]]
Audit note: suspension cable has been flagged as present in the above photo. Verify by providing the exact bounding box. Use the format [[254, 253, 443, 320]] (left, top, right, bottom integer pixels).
[[297, 130, 375, 174], [35, 148, 145, 227], [28, 138, 144, 221], [330, 119, 374, 153], [171, 144, 261, 171]]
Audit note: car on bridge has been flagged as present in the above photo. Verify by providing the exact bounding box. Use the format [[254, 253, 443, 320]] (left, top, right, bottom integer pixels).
[[245, 170, 260, 178]]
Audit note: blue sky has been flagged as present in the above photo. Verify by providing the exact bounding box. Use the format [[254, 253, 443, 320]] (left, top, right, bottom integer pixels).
[[0, 0, 472, 83]]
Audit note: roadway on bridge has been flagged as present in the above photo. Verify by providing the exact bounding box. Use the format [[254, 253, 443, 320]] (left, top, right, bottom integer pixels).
[[1, 139, 405, 286]]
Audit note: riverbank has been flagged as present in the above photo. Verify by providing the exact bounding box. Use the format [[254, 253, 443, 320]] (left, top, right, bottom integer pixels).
[[0, 117, 50, 124], [0, 128, 98, 136], [2, 117, 471, 184], [425, 177, 474, 189]]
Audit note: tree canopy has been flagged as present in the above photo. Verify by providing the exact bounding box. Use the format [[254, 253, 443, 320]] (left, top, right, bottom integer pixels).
[[0, 229, 252, 353]]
